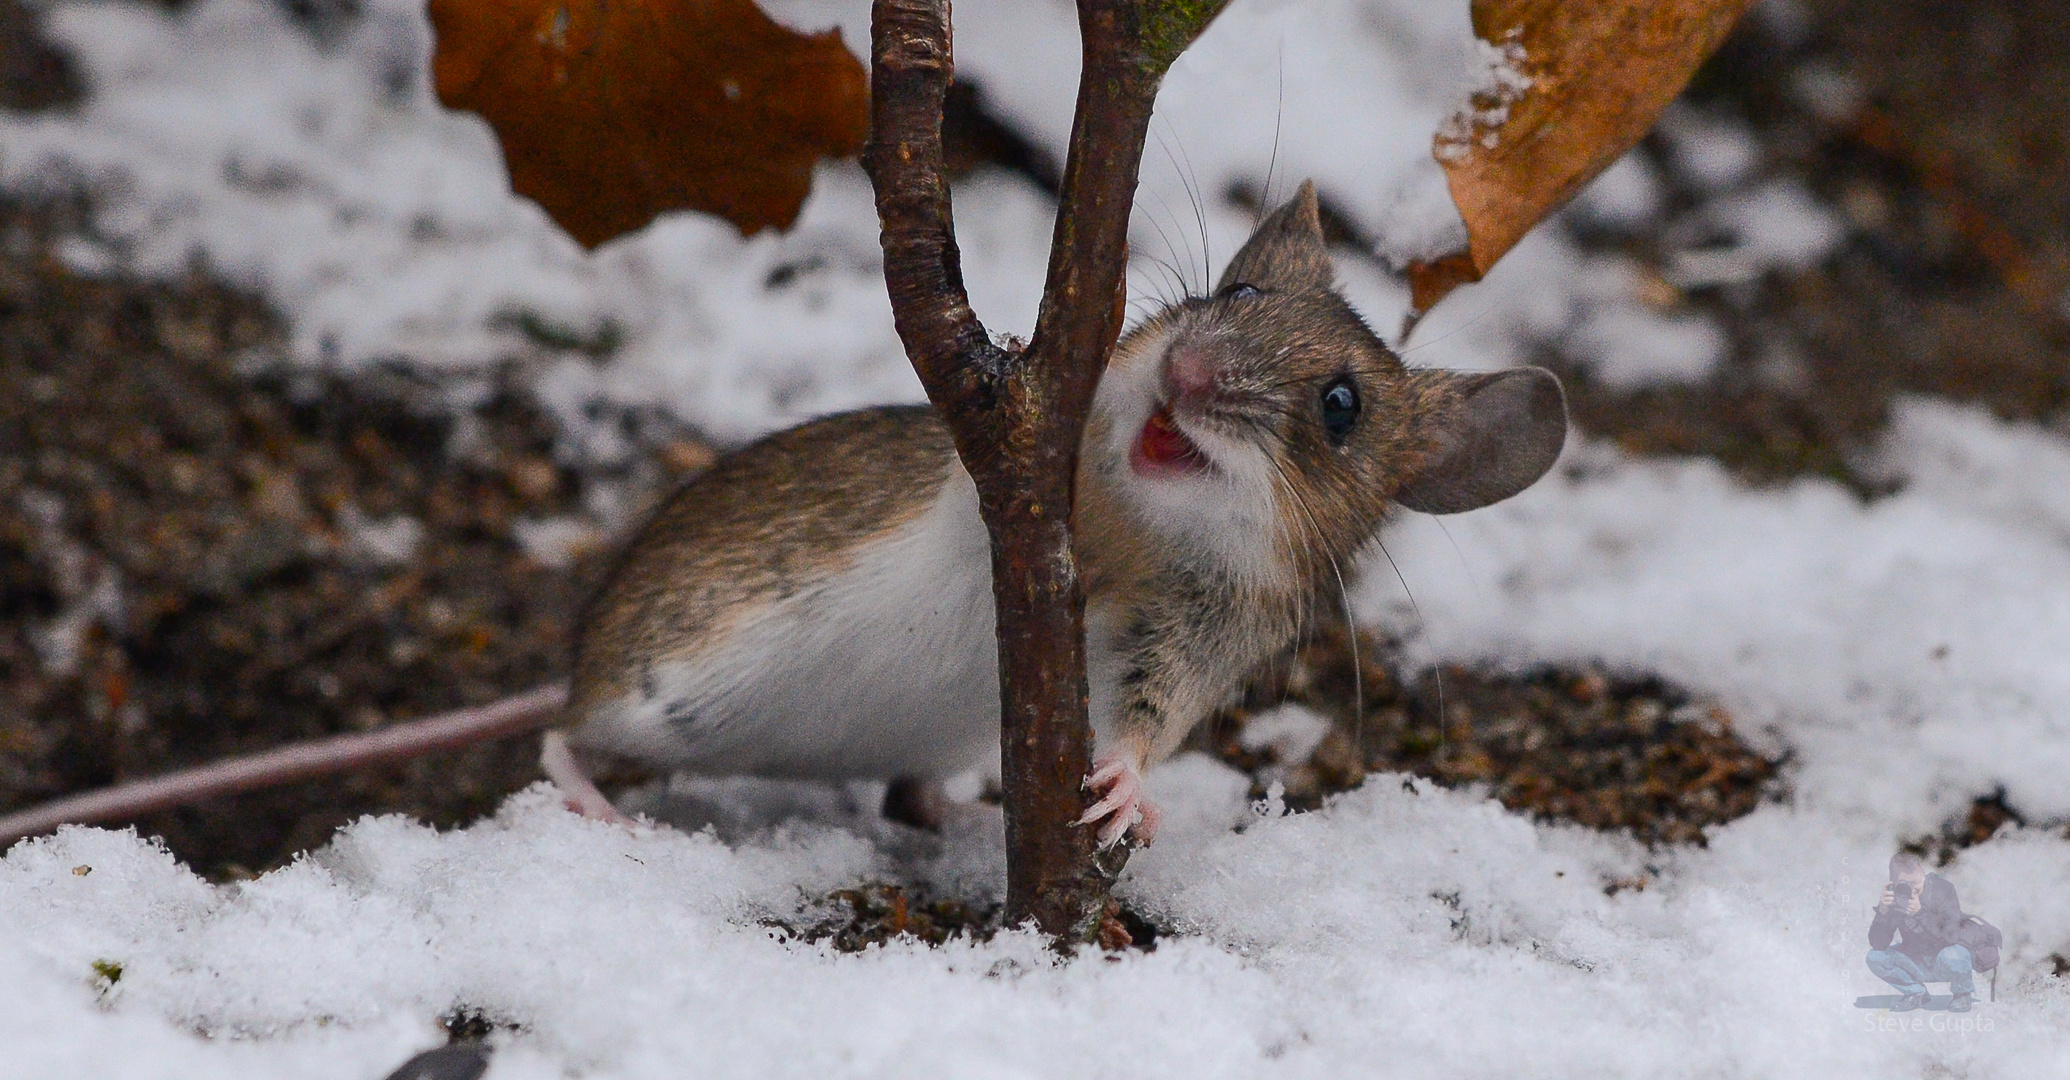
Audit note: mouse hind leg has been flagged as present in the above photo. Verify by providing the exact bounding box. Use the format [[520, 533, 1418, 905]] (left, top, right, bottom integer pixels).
[[541, 730, 632, 825]]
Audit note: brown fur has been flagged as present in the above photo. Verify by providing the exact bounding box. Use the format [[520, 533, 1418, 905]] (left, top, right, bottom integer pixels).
[[569, 405, 956, 717], [1069, 183, 1554, 764], [567, 180, 1565, 783]]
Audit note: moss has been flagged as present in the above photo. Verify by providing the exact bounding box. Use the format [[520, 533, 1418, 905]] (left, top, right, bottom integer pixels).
[[1137, 0, 1230, 72]]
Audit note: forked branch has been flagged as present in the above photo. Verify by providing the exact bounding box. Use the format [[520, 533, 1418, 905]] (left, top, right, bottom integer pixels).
[[862, 0, 1010, 434], [863, 0, 1224, 940]]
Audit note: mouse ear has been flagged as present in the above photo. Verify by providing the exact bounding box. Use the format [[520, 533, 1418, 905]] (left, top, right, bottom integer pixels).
[[1394, 367, 1567, 515], [1217, 180, 1331, 293]]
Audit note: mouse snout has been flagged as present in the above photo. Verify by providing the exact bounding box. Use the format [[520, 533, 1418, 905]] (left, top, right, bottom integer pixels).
[[1161, 339, 1228, 412]]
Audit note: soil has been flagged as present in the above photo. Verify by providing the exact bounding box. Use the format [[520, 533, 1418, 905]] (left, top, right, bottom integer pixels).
[[1201, 625, 1780, 848], [1548, 1, 2070, 491], [0, 191, 691, 874], [3, 0, 2063, 884]]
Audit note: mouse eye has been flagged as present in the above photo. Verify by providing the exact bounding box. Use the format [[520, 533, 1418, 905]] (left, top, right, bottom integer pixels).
[[1218, 282, 1262, 300], [1319, 376, 1360, 445]]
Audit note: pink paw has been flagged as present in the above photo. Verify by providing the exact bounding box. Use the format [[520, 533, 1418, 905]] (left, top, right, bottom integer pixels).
[[541, 731, 633, 827], [561, 786, 633, 827], [1077, 752, 1162, 849]]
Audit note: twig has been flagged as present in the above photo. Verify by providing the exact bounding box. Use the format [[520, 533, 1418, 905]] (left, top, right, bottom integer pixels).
[[0, 684, 567, 848]]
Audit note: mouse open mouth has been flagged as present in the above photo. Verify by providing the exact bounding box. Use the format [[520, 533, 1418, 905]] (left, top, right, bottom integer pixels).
[[1130, 405, 1211, 478]]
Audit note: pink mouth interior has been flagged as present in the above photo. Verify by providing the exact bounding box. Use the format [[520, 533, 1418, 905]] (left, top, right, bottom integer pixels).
[[1131, 406, 1210, 476]]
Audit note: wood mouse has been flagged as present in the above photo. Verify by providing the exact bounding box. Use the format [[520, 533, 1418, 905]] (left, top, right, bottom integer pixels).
[[543, 181, 1567, 847]]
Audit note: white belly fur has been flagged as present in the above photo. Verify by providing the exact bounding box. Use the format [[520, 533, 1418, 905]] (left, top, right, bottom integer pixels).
[[577, 465, 1010, 779]]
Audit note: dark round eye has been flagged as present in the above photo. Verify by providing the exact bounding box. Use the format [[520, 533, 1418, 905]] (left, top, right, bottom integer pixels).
[[1218, 282, 1262, 300], [1320, 376, 1360, 444]]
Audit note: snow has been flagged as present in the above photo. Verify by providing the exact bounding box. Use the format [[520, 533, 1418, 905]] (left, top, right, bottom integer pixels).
[[1561, 255, 1731, 388], [1364, 400, 2070, 831], [1435, 31, 1532, 161], [1571, 150, 1667, 232], [340, 506, 425, 566], [5, 0, 2069, 1075], [1235, 703, 1334, 761], [10, 754, 2069, 1077], [1671, 179, 1848, 289], [1657, 102, 1764, 194]]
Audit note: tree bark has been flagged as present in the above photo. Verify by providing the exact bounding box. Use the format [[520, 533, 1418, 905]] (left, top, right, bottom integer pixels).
[[863, 0, 1224, 940]]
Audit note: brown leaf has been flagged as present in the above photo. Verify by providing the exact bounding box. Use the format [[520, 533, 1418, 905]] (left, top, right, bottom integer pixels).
[[430, 0, 869, 249], [1408, 0, 1756, 313]]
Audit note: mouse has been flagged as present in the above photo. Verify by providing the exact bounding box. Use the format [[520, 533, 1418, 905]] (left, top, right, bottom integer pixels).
[[543, 181, 1567, 847]]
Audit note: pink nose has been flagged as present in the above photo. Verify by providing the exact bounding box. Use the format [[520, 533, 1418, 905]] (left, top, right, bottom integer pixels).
[[1164, 341, 1219, 404]]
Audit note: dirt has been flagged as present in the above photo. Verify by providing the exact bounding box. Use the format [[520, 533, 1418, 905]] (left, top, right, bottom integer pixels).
[[1200, 624, 1782, 848], [3, 0, 2062, 883], [767, 882, 1001, 954], [1546, 2, 2070, 492], [0, 191, 708, 875]]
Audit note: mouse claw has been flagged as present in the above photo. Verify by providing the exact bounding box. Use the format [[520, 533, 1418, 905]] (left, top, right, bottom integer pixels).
[[1076, 751, 1158, 850]]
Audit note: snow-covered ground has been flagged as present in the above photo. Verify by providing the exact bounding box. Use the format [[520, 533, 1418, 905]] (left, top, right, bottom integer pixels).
[[3, 0, 2067, 1076]]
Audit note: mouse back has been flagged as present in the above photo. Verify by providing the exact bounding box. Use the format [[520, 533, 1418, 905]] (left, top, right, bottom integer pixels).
[[571, 405, 957, 715]]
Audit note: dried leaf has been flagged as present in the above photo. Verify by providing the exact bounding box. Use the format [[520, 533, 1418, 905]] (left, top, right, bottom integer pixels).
[[430, 0, 869, 248], [1408, 0, 1756, 312]]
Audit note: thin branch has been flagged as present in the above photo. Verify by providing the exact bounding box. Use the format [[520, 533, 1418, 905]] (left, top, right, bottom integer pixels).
[[863, 0, 1225, 940], [0, 685, 567, 848], [861, 0, 1011, 438]]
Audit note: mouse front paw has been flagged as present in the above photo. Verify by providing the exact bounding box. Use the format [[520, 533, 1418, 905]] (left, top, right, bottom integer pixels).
[[1077, 751, 1162, 849]]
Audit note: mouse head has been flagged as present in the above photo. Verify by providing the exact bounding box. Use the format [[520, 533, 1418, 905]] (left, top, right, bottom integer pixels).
[[1093, 181, 1567, 583]]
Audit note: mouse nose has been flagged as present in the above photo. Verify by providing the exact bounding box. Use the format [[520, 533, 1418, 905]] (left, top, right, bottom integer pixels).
[[1163, 340, 1222, 407]]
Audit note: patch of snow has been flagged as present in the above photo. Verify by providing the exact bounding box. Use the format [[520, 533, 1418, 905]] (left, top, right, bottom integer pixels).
[[1435, 30, 1531, 161], [1671, 179, 1848, 288], [1754, 0, 1815, 50], [510, 516, 603, 570], [1571, 151, 1665, 232], [338, 504, 423, 566], [1235, 703, 1334, 761], [1564, 257, 1731, 389], [1365, 400, 2070, 831], [16, 488, 127, 677], [8, 767, 2069, 1077], [1657, 103, 1763, 193], [1789, 63, 1865, 125]]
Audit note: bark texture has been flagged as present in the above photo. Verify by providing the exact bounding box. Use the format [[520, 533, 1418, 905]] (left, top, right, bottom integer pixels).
[[862, 0, 1223, 939]]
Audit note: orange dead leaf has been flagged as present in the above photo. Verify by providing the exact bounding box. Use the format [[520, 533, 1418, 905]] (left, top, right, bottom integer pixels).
[[1408, 0, 1756, 313], [430, 0, 869, 249]]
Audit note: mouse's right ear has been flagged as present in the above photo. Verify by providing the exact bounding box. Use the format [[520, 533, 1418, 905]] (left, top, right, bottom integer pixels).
[[1394, 367, 1567, 515], [1217, 180, 1331, 294]]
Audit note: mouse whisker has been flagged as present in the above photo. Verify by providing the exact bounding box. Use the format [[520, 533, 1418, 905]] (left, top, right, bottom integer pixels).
[[1259, 45, 1287, 222], [1140, 184, 1202, 298], [1129, 242, 1191, 310], [1266, 456, 1363, 742], [1153, 126, 1213, 293]]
